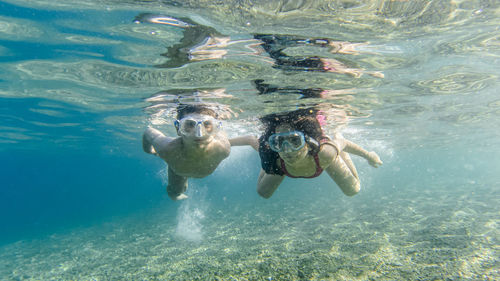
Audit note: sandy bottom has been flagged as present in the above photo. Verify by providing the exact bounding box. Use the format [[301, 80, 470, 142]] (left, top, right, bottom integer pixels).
[[0, 182, 498, 280]]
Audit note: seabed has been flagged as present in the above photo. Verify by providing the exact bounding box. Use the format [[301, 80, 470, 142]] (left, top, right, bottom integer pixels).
[[0, 182, 498, 280]]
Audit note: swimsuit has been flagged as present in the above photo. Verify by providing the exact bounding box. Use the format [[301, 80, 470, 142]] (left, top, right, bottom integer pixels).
[[279, 153, 323, 178]]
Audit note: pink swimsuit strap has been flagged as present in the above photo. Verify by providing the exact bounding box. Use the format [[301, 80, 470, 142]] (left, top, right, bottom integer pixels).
[[280, 153, 323, 179]]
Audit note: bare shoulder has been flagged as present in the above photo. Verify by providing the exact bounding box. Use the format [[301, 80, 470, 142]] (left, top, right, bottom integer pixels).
[[157, 137, 182, 159], [318, 144, 338, 168]]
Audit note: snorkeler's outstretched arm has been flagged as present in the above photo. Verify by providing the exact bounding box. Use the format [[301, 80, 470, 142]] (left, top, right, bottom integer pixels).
[[229, 135, 259, 151], [142, 127, 175, 156], [342, 139, 383, 168], [320, 134, 381, 168], [257, 170, 284, 199], [212, 135, 231, 160]]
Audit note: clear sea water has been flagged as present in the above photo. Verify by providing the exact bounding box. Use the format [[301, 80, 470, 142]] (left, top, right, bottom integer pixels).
[[0, 0, 499, 280]]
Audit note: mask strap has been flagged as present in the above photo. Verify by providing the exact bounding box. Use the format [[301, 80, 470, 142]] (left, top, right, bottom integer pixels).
[[174, 120, 181, 136], [305, 135, 319, 152]]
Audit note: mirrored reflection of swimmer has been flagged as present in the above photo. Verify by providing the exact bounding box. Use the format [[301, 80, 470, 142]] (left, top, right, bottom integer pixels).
[[143, 104, 258, 200], [253, 79, 327, 99], [256, 108, 382, 198], [252, 79, 357, 103], [134, 13, 262, 68], [134, 13, 382, 77], [254, 34, 357, 74], [254, 34, 384, 77], [252, 79, 361, 123], [144, 88, 235, 117]]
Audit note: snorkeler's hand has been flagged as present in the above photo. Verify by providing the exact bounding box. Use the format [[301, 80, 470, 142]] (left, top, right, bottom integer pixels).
[[367, 151, 382, 168], [142, 128, 160, 155], [250, 136, 259, 151]]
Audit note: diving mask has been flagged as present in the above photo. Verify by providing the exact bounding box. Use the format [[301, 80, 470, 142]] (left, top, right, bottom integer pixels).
[[268, 131, 307, 153], [174, 114, 222, 138]]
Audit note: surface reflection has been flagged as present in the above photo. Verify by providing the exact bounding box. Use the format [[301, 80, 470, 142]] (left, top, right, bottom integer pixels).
[[144, 88, 237, 125], [134, 13, 383, 78], [251, 79, 362, 128], [134, 13, 266, 68], [253, 79, 352, 100], [255, 34, 383, 77]]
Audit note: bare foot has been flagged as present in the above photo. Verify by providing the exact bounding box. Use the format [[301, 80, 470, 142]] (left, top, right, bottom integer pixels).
[[174, 193, 189, 200]]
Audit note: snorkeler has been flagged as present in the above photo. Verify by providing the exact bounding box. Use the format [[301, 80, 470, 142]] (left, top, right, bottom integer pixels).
[[143, 104, 257, 200], [256, 108, 382, 198]]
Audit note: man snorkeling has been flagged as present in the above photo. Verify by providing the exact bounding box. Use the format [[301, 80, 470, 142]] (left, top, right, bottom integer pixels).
[[143, 104, 257, 200]]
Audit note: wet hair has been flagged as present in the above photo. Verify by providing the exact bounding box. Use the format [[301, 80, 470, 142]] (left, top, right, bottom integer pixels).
[[258, 108, 326, 175], [176, 104, 218, 120], [260, 107, 324, 145]]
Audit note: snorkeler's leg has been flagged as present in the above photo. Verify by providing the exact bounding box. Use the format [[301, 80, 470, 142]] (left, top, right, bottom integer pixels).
[[339, 151, 359, 180], [257, 170, 285, 199], [325, 156, 360, 196], [167, 167, 188, 200]]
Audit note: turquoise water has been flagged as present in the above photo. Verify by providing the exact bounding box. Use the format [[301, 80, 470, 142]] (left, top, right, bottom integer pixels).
[[1, 0, 499, 280]]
